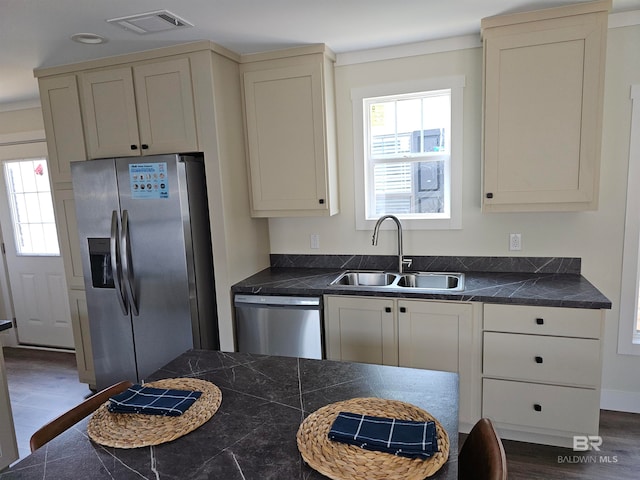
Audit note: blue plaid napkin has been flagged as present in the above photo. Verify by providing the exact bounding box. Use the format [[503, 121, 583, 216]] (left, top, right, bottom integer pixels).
[[108, 384, 202, 416], [328, 411, 438, 459]]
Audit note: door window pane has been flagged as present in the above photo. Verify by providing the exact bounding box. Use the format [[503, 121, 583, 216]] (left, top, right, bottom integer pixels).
[[4, 159, 60, 256]]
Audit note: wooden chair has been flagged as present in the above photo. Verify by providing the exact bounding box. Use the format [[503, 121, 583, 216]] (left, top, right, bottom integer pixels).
[[29, 380, 133, 452], [458, 418, 507, 480]]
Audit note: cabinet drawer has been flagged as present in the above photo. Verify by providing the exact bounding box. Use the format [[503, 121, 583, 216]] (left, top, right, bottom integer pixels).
[[484, 304, 601, 338], [483, 332, 600, 386], [483, 378, 599, 434]]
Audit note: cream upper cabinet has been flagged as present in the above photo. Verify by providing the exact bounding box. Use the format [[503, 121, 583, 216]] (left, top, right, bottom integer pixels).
[[481, 0, 610, 212], [81, 57, 198, 158], [240, 45, 339, 217], [38, 74, 87, 184]]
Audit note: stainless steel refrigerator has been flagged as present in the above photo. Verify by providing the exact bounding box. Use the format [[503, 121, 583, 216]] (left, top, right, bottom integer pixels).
[[71, 153, 218, 390]]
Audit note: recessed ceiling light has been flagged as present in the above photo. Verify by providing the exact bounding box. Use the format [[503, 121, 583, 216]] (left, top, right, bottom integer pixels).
[[71, 33, 107, 45]]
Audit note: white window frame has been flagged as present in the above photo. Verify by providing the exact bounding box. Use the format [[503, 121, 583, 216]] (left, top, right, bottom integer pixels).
[[618, 84, 640, 356], [352, 75, 465, 230], [3, 157, 60, 257]]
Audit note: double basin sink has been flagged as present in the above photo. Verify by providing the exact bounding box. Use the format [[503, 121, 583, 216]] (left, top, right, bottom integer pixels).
[[330, 271, 465, 292]]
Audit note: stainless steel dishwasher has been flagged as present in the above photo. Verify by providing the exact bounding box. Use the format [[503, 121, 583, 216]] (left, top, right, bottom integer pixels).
[[234, 295, 323, 359]]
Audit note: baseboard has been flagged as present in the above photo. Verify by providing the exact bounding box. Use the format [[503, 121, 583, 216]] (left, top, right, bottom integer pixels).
[[600, 389, 640, 413], [5, 344, 74, 354]]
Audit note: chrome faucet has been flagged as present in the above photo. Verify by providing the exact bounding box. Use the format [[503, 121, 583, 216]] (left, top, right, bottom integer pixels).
[[372, 215, 411, 273]]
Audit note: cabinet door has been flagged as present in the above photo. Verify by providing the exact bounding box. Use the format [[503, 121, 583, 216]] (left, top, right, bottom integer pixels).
[[398, 300, 471, 373], [52, 188, 84, 290], [38, 75, 87, 184], [399, 300, 476, 428], [482, 13, 606, 211], [68, 289, 95, 386], [82, 67, 140, 158], [243, 63, 328, 212], [325, 296, 396, 366], [134, 57, 198, 155]]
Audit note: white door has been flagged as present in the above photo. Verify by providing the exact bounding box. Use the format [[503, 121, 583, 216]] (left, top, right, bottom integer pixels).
[[0, 142, 73, 348]]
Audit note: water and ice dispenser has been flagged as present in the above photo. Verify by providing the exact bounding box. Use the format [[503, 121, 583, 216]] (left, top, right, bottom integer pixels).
[[88, 238, 114, 289]]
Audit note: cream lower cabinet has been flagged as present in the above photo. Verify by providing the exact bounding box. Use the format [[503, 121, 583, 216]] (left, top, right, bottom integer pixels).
[[482, 304, 604, 447], [324, 296, 397, 366], [481, 0, 610, 212], [67, 289, 95, 387], [324, 295, 481, 430], [398, 300, 479, 428], [81, 56, 198, 158]]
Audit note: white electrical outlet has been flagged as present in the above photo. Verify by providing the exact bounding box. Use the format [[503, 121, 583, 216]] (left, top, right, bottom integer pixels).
[[509, 233, 522, 251], [310, 234, 320, 249]]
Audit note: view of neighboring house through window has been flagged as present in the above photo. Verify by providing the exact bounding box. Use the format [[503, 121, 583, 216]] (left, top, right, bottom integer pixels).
[[3, 158, 60, 256], [353, 75, 464, 230], [366, 90, 451, 218]]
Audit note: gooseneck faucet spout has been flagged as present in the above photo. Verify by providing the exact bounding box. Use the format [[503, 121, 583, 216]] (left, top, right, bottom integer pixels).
[[372, 214, 409, 273]]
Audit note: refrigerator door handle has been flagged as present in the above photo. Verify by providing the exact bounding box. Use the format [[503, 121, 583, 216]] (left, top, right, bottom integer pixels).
[[120, 210, 140, 316], [110, 210, 128, 315]]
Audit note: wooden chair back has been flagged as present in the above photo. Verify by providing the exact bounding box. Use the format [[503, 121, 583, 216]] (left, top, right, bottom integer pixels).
[[458, 417, 507, 480], [29, 380, 133, 452]]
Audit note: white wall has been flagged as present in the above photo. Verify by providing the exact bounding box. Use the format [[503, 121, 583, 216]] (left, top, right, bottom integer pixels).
[[268, 25, 640, 410]]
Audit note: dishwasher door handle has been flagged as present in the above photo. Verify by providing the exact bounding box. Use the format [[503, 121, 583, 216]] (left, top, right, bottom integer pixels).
[[234, 295, 321, 308]]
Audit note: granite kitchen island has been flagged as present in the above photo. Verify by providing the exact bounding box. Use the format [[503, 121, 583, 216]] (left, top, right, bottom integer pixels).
[[1, 350, 458, 479]]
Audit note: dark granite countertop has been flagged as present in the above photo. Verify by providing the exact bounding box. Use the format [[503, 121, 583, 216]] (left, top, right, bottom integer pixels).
[[2, 350, 458, 479], [232, 255, 612, 309], [0, 320, 12, 333]]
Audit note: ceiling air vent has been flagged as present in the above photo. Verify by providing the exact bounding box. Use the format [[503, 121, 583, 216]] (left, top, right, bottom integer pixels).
[[107, 10, 193, 34]]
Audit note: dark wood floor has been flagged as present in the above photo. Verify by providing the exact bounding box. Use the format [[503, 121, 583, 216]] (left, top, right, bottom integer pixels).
[[4, 347, 640, 478], [489, 409, 640, 479], [4, 347, 91, 459]]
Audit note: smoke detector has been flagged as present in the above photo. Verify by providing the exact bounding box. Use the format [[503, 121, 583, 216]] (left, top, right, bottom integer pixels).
[[107, 10, 193, 34]]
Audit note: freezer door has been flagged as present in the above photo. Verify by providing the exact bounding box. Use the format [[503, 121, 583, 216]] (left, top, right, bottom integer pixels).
[[71, 159, 137, 390], [115, 155, 196, 381]]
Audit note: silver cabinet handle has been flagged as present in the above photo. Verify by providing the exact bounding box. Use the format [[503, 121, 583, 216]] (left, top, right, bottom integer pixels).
[[120, 210, 139, 316], [110, 210, 128, 315]]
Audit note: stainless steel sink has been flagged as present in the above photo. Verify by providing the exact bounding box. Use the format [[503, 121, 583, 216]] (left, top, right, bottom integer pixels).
[[331, 271, 397, 286], [397, 272, 464, 291], [330, 271, 465, 292]]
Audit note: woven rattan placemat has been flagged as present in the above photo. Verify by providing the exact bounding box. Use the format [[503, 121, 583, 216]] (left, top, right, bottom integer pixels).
[[296, 397, 449, 480], [88, 377, 221, 449]]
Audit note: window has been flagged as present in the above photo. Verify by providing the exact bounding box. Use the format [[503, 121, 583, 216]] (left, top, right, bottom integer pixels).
[[353, 76, 464, 230], [618, 84, 640, 355], [3, 158, 60, 256]]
